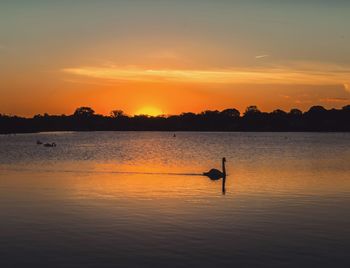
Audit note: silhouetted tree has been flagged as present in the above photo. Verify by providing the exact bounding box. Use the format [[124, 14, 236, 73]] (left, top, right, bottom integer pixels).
[[110, 110, 125, 118], [1, 104, 350, 133], [307, 105, 327, 113], [181, 112, 196, 118], [244, 105, 261, 116], [342, 105, 350, 111], [242, 106, 266, 130], [221, 108, 240, 118], [74, 107, 95, 117], [303, 106, 329, 131], [201, 110, 220, 117], [271, 109, 287, 116], [289, 108, 302, 116]]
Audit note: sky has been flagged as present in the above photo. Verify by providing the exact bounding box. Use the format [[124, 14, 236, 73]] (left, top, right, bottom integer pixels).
[[1, 0, 350, 116]]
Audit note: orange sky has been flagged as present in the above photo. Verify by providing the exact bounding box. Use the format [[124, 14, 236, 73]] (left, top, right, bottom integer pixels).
[[1, 1, 349, 116]]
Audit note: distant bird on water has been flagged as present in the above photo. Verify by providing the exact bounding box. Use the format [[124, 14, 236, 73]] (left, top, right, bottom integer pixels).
[[203, 157, 226, 180], [44, 142, 56, 147]]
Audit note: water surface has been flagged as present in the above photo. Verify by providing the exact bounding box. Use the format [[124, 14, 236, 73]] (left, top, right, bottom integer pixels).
[[0, 132, 349, 267]]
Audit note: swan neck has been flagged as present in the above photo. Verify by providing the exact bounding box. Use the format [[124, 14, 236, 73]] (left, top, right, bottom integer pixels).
[[222, 159, 226, 176]]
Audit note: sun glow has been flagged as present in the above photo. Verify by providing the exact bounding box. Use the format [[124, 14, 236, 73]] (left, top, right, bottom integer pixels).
[[135, 106, 163, 116]]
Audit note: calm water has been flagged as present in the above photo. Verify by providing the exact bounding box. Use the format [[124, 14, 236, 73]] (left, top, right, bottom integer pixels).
[[0, 132, 349, 267]]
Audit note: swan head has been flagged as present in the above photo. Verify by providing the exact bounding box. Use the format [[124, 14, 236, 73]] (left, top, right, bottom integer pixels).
[[222, 157, 226, 163]]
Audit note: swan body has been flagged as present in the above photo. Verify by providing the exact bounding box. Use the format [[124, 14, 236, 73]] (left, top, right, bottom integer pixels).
[[203, 168, 224, 180], [44, 142, 56, 147], [203, 158, 226, 180]]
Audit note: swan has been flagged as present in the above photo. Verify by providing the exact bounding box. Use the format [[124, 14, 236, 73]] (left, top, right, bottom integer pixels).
[[203, 157, 226, 180], [44, 142, 56, 147]]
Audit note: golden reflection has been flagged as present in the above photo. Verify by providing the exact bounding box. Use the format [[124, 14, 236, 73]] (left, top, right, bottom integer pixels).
[[59, 165, 347, 200], [2, 159, 350, 203]]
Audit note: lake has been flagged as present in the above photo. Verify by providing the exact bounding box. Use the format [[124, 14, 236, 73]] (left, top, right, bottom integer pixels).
[[0, 132, 349, 267]]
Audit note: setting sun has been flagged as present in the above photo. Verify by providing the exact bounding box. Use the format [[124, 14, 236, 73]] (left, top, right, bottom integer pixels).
[[135, 106, 163, 116]]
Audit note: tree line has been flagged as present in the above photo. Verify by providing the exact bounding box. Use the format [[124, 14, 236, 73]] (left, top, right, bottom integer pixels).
[[1, 105, 350, 133]]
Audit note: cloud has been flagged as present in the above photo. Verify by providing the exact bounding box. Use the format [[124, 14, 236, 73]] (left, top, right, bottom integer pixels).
[[62, 62, 350, 87], [344, 83, 350, 93], [319, 97, 349, 103], [255, 54, 270, 59], [294, 99, 312, 104], [280, 95, 291, 99]]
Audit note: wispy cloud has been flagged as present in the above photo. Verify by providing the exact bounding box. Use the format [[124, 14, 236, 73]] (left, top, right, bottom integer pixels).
[[255, 54, 270, 59], [279, 95, 291, 99], [62, 78, 118, 87], [294, 99, 312, 104], [62, 62, 350, 86], [319, 98, 350, 103], [344, 83, 350, 93]]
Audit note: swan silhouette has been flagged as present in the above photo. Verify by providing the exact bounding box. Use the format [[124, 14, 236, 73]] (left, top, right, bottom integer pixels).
[[44, 142, 56, 147], [203, 157, 226, 180]]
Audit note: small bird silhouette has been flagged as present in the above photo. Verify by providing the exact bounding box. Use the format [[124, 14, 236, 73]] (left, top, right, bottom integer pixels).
[[44, 142, 56, 147]]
